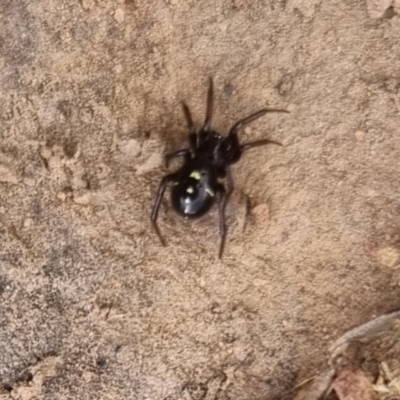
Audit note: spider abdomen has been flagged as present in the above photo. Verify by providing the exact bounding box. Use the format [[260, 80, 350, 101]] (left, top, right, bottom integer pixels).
[[171, 161, 218, 218]]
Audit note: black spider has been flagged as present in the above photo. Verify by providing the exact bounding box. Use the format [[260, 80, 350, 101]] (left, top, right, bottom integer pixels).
[[151, 78, 288, 258]]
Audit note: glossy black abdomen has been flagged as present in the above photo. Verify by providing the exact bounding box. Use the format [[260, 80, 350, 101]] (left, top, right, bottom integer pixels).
[[171, 159, 218, 218]]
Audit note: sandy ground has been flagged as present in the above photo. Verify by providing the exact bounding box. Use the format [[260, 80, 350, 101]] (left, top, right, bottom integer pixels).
[[0, 0, 400, 399]]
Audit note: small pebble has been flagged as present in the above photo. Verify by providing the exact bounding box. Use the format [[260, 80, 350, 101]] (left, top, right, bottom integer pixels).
[[23, 218, 33, 228], [81, 0, 94, 10], [354, 130, 365, 141], [120, 139, 141, 158], [57, 191, 67, 201], [113, 64, 123, 74], [218, 22, 228, 32], [376, 247, 400, 268], [73, 193, 91, 205], [282, 319, 294, 329], [114, 8, 124, 23], [82, 371, 94, 383]]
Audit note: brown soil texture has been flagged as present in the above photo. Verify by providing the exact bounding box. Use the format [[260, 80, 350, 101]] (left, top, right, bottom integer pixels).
[[1, 1, 400, 399]]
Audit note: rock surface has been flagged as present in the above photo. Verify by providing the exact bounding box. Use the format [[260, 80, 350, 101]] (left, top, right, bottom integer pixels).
[[0, 1, 400, 399]]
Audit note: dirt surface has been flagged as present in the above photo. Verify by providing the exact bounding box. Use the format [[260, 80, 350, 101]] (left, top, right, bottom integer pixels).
[[1, 1, 400, 399]]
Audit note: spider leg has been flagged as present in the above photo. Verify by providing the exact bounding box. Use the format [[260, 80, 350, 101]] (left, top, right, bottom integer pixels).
[[240, 139, 282, 152], [228, 108, 289, 137], [203, 77, 214, 132], [198, 77, 214, 146], [217, 168, 234, 259], [165, 149, 191, 168], [181, 102, 197, 149], [151, 173, 177, 246]]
